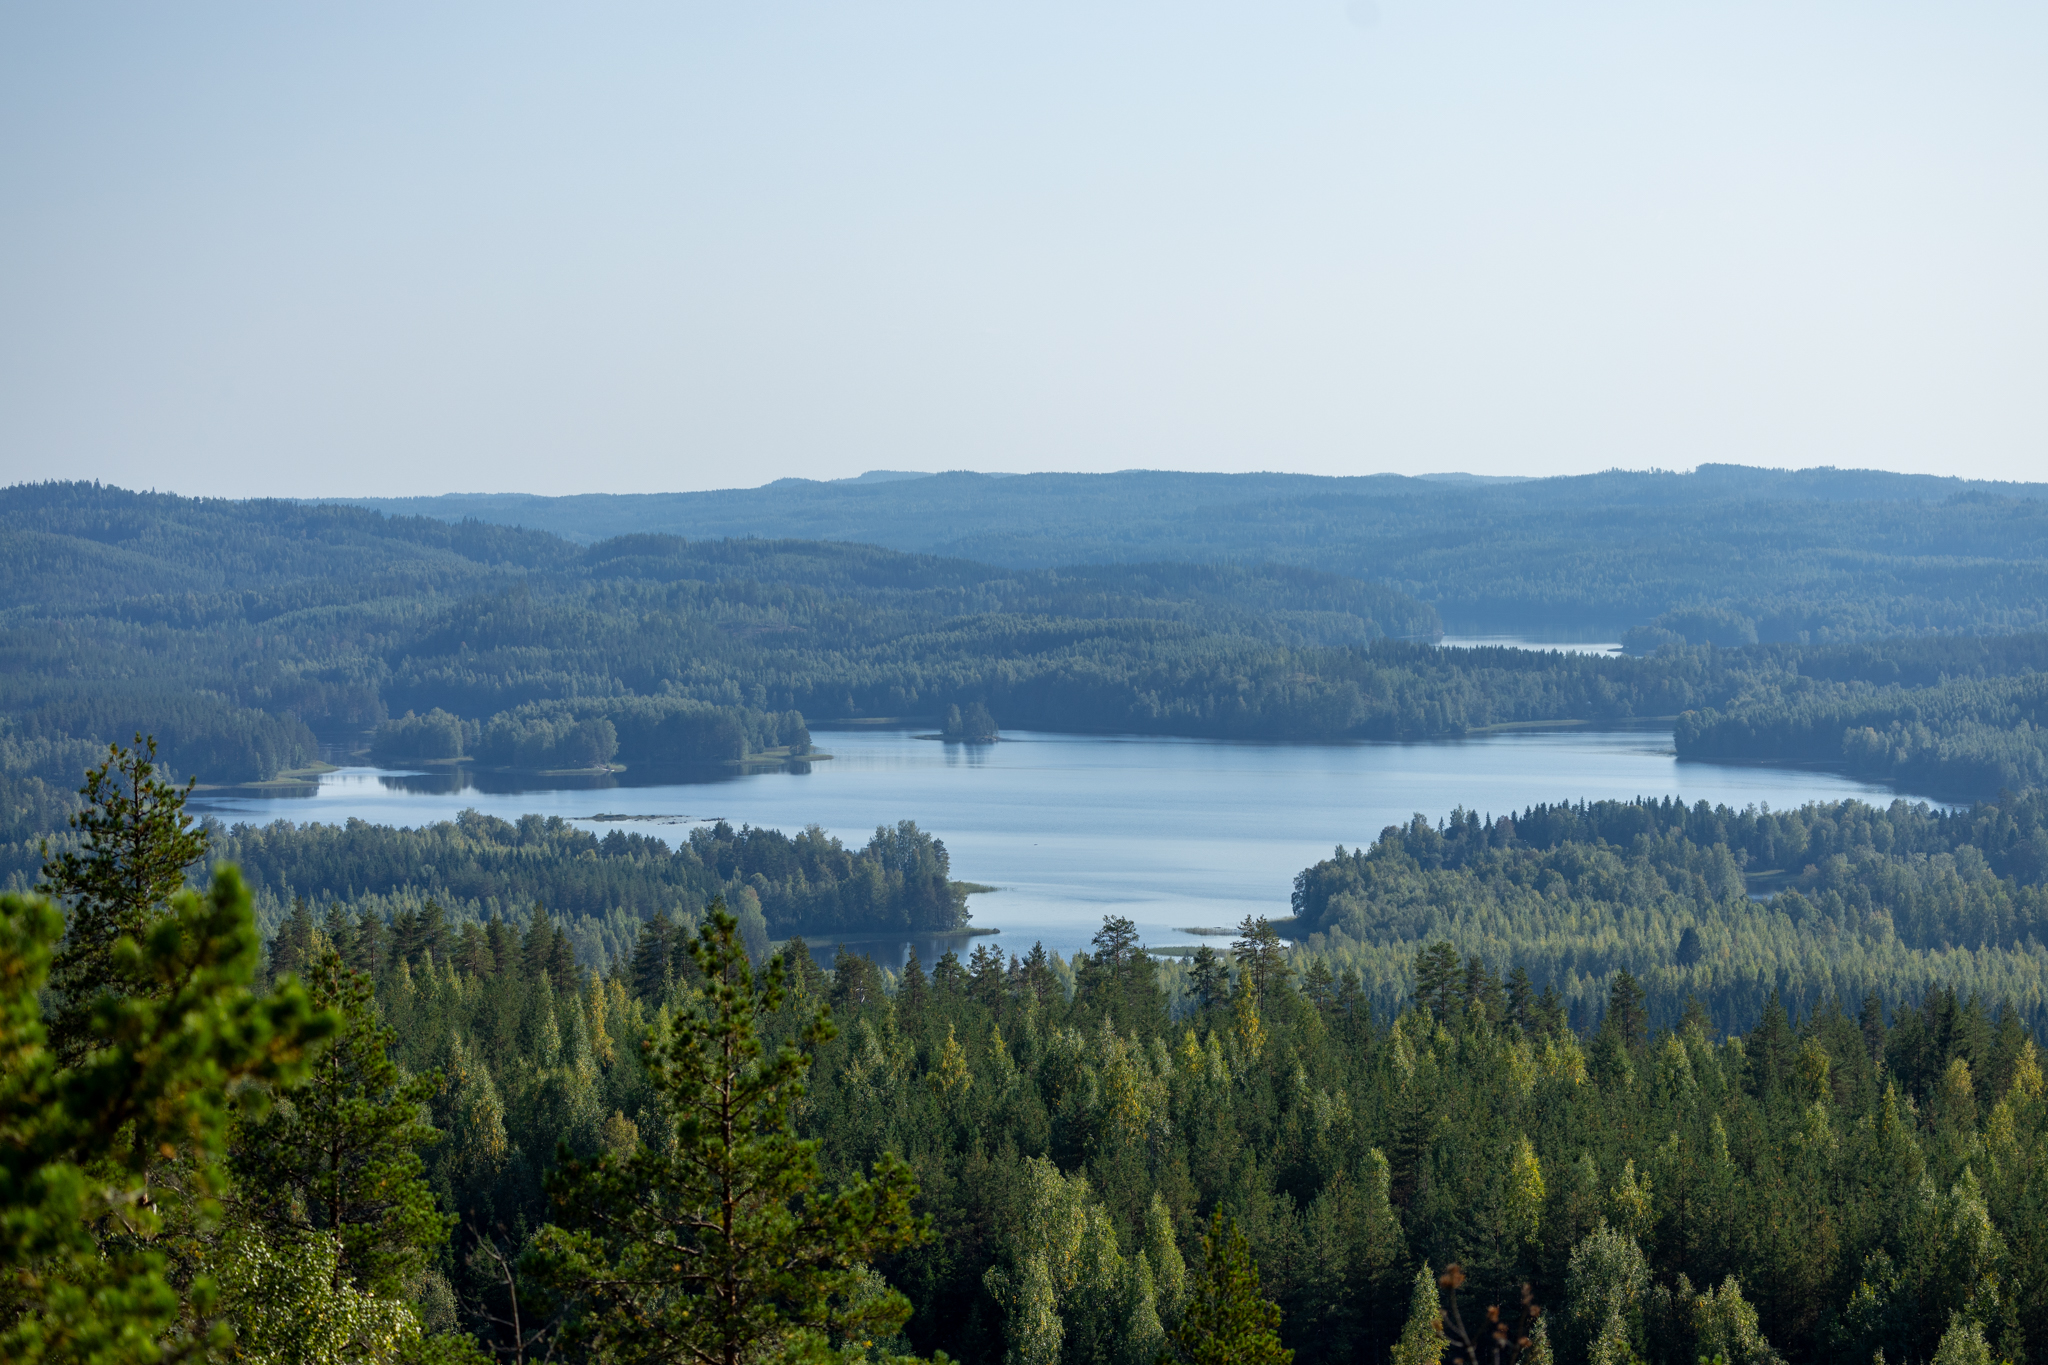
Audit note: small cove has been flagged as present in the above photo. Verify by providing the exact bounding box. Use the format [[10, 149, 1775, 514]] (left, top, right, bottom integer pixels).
[[191, 727, 1936, 967]]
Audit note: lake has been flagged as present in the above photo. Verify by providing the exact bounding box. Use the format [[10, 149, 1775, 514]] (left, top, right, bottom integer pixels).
[[1437, 635, 1624, 655], [191, 726, 1930, 966]]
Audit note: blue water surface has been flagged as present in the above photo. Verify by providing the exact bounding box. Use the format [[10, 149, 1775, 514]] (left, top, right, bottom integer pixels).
[[191, 726, 1931, 965]]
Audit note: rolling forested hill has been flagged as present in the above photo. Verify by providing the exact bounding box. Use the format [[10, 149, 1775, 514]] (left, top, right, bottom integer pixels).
[[8, 481, 2048, 810], [0, 482, 1439, 789], [331, 464, 2048, 639]]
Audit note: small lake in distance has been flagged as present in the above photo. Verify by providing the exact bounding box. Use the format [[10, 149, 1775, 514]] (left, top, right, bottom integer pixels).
[[193, 726, 1933, 966]]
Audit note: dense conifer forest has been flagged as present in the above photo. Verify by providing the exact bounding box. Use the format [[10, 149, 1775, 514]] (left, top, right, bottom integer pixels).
[[11, 471, 2048, 1363], [15, 741, 2048, 1364]]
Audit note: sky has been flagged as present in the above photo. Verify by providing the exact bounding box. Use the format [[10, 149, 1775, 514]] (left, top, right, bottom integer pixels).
[[2, 2, 2044, 497]]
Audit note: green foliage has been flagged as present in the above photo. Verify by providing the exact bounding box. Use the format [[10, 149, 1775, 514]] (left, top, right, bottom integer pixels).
[[523, 901, 930, 1364], [38, 735, 210, 1062], [373, 709, 471, 763], [0, 866, 330, 1363], [1565, 1226, 1647, 1365], [232, 948, 452, 1295], [210, 1228, 425, 1365], [1161, 1210, 1291, 1365], [1389, 1265, 1444, 1365], [1932, 1314, 1995, 1365], [1677, 670, 2048, 800], [1289, 793, 2048, 1034], [1684, 1275, 1782, 1365], [943, 703, 998, 743], [210, 811, 973, 974]]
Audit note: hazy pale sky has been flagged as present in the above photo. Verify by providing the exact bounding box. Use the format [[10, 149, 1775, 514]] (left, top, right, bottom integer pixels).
[[3, 2, 2043, 496]]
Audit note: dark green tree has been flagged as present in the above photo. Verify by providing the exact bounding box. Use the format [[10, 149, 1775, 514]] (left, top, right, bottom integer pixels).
[[231, 948, 451, 1295], [1161, 1209, 1293, 1365], [1077, 915, 1166, 1033], [267, 896, 319, 985], [524, 900, 929, 1365], [1414, 941, 1461, 1019], [38, 736, 209, 1064], [1232, 916, 1291, 1004], [1189, 945, 1231, 1013], [1605, 970, 1648, 1049], [632, 911, 681, 1002]]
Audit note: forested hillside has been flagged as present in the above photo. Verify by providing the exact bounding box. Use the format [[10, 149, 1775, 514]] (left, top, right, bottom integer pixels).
[[1291, 790, 2048, 1036], [334, 464, 2048, 639], [0, 482, 1438, 785], [10, 481, 2048, 802]]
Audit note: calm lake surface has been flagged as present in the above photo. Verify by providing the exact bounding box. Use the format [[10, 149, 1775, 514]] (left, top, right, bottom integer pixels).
[[192, 727, 1929, 965], [1437, 636, 1624, 655]]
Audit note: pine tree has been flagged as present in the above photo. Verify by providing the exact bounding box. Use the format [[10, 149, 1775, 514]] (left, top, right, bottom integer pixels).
[[1020, 941, 1058, 1005], [836, 947, 888, 1009], [1507, 966, 1538, 1032], [969, 943, 1008, 1016], [0, 867, 329, 1362], [269, 896, 319, 984], [38, 735, 210, 1063], [632, 911, 679, 1001], [899, 948, 929, 1016], [1606, 971, 1648, 1049], [1414, 942, 1461, 1019], [1390, 1264, 1446, 1365], [1301, 957, 1336, 1013], [781, 936, 828, 1000], [1160, 1209, 1292, 1365], [232, 948, 452, 1294], [523, 903, 560, 982], [1232, 917, 1291, 1004], [524, 900, 929, 1365], [350, 908, 387, 976]]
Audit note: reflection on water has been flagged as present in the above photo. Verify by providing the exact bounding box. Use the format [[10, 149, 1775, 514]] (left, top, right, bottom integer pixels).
[[804, 935, 999, 974], [193, 727, 1935, 961], [1437, 636, 1624, 655], [237, 760, 821, 800]]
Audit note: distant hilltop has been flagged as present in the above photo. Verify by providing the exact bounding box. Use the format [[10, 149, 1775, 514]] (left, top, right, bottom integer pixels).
[[308, 464, 2048, 639]]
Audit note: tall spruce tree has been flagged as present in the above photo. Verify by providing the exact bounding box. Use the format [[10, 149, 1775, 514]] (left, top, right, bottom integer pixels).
[[38, 736, 209, 1064], [232, 948, 451, 1295], [1188, 945, 1231, 1013], [1160, 1210, 1292, 1365], [1390, 1265, 1447, 1365], [524, 900, 929, 1365]]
